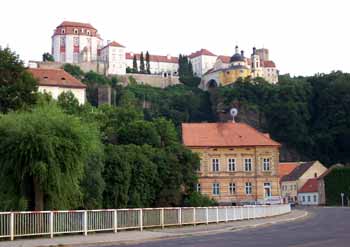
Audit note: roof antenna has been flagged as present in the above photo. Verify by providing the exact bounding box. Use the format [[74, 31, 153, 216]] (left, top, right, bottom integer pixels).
[[230, 108, 238, 123]]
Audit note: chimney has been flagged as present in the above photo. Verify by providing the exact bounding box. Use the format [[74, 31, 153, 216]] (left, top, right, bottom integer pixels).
[[167, 54, 171, 60], [252, 47, 256, 55]]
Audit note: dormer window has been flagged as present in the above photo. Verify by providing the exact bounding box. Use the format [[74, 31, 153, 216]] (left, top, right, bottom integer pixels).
[[43, 76, 48, 79], [61, 29, 65, 34], [61, 77, 66, 80], [87, 30, 90, 35], [74, 29, 78, 34]]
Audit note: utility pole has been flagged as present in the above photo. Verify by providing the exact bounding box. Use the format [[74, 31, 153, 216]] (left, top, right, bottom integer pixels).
[[341, 193, 345, 207]]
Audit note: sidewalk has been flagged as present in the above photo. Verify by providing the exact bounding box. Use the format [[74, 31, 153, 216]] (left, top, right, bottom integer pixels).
[[0, 209, 308, 247]]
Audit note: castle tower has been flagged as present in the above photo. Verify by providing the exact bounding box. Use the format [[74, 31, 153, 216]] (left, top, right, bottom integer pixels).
[[51, 21, 103, 64], [251, 47, 263, 77]]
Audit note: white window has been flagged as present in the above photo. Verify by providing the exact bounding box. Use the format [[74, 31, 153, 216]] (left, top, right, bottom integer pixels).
[[60, 36, 66, 47], [245, 182, 252, 195], [294, 184, 297, 190], [73, 37, 79, 46], [60, 53, 65, 62], [212, 183, 220, 195], [212, 158, 219, 172], [263, 158, 270, 171], [264, 182, 272, 198], [229, 183, 236, 194], [302, 196, 306, 202], [244, 158, 252, 171], [313, 195, 317, 202], [307, 196, 311, 202], [228, 158, 236, 171], [196, 184, 201, 193]]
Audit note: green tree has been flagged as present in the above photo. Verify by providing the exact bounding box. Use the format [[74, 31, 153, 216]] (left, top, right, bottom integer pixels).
[[0, 104, 102, 210], [57, 91, 81, 114], [146, 51, 151, 74], [133, 54, 138, 73], [42, 52, 54, 62], [0, 47, 38, 113], [62, 63, 85, 80], [140, 52, 145, 74]]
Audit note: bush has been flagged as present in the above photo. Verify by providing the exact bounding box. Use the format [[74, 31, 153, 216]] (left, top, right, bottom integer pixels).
[[183, 192, 218, 207]]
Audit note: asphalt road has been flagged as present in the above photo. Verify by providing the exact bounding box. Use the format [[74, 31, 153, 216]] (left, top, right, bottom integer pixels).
[[111, 207, 350, 247]]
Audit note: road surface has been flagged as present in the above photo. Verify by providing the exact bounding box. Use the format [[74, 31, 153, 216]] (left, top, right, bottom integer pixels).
[[109, 207, 350, 247]]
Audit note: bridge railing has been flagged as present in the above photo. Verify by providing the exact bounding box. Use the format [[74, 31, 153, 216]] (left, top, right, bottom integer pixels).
[[0, 204, 291, 241]]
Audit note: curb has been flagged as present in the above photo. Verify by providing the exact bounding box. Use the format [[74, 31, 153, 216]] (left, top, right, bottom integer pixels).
[[35, 210, 309, 247]]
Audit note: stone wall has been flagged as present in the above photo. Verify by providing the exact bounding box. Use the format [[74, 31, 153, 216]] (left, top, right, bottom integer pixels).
[[123, 73, 181, 88]]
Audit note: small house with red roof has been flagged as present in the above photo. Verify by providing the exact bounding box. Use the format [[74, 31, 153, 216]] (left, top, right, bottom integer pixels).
[[28, 68, 86, 104], [182, 122, 281, 205], [280, 161, 327, 204], [298, 178, 320, 205]]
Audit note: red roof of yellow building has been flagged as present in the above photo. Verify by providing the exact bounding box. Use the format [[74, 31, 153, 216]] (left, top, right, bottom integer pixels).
[[278, 162, 299, 180], [182, 122, 280, 147]]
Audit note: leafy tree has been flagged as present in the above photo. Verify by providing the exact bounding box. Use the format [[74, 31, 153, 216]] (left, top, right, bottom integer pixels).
[[133, 55, 138, 73], [57, 91, 80, 114], [140, 52, 145, 74], [0, 47, 38, 113], [62, 63, 85, 80], [0, 104, 102, 210], [42, 52, 54, 62], [146, 51, 151, 74]]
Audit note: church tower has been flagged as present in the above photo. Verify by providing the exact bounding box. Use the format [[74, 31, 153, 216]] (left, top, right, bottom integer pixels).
[[251, 47, 263, 78]]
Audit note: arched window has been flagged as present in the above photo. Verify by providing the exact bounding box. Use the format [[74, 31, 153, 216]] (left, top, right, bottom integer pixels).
[[61, 29, 65, 34], [74, 29, 78, 34]]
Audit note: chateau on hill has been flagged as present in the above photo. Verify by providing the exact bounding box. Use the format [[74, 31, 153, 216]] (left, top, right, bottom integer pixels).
[[39, 21, 279, 87]]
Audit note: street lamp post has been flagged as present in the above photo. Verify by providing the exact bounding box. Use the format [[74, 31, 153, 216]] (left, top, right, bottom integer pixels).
[[340, 193, 345, 207]]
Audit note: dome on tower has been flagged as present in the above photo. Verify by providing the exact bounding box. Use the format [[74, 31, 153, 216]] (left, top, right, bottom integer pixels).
[[230, 53, 245, 63], [230, 46, 245, 63]]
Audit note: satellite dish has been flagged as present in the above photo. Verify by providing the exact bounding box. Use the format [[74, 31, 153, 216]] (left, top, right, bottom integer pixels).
[[230, 108, 238, 123]]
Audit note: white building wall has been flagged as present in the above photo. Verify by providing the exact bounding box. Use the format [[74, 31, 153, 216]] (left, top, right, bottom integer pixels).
[[262, 67, 278, 84], [201, 55, 217, 76], [125, 59, 178, 75], [298, 193, 319, 205], [38, 86, 86, 105]]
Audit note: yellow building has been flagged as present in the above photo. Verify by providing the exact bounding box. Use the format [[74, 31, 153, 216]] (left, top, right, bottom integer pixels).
[[182, 122, 281, 205], [200, 46, 278, 90]]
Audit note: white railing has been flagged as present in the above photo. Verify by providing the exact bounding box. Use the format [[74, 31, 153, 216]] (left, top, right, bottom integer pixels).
[[0, 204, 291, 241]]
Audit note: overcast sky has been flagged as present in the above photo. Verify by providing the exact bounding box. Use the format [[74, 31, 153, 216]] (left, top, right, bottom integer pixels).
[[1, 0, 349, 76]]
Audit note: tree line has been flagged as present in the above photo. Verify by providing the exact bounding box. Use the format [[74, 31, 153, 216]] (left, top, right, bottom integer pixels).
[[0, 47, 216, 211]]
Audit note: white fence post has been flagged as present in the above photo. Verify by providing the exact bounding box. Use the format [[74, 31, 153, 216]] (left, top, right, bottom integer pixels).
[[225, 207, 228, 222], [216, 207, 219, 224], [10, 212, 14, 241], [83, 211, 88, 236], [161, 208, 164, 229], [193, 208, 196, 226], [178, 208, 182, 226], [114, 210, 118, 233], [206, 207, 209, 225], [50, 212, 54, 238], [139, 209, 143, 231]]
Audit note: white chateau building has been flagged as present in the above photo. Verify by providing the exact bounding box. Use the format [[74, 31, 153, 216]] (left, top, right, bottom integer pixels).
[[51, 21, 278, 84]]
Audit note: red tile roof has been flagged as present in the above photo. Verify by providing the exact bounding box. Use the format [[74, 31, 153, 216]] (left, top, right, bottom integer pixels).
[[262, 60, 276, 68], [101, 41, 125, 50], [58, 21, 96, 30], [28, 68, 86, 89], [189, 49, 216, 58], [125, 52, 178, 64], [182, 122, 280, 147], [298, 179, 319, 193], [279, 162, 299, 180], [217, 55, 231, 64], [53, 21, 98, 37]]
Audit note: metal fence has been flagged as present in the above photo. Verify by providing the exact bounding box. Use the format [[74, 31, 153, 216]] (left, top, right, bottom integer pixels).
[[0, 204, 291, 241]]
